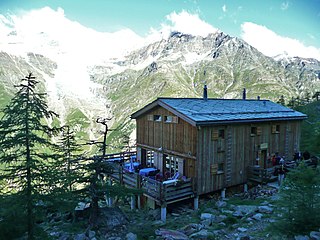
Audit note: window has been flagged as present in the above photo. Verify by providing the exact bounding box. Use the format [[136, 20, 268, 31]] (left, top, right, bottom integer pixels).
[[164, 115, 179, 123], [212, 129, 225, 141], [218, 129, 225, 139], [272, 124, 280, 134], [146, 150, 154, 167], [153, 115, 162, 122], [217, 163, 224, 174], [251, 127, 257, 136]]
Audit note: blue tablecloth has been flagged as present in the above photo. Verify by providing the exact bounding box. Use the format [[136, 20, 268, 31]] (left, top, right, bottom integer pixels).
[[124, 162, 140, 172], [139, 168, 157, 177]]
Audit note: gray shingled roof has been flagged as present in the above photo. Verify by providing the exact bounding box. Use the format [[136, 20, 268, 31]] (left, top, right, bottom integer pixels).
[[131, 98, 307, 126]]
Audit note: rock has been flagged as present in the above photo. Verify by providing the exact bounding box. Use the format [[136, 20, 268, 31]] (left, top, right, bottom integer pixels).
[[234, 205, 258, 215], [126, 232, 137, 240], [59, 234, 70, 240], [74, 233, 87, 240], [238, 235, 251, 240], [212, 215, 227, 223], [233, 210, 244, 218], [180, 223, 203, 236], [88, 230, 95, 239], [201, 218, 212, 227], [216, 200, 227, 208], [295, 235, 310, 240], [148, 208, 161, 220], [252, 213, 263, 221], [258, 206, 273, 214], [200, 213, 213, 220], [189, 229, 215, 239], [237, 227, 248, 232], [155, 228, 188, 240], [96, 207, 128, 230], [310, 231, 320, 240], [218, 222, 226, 227]]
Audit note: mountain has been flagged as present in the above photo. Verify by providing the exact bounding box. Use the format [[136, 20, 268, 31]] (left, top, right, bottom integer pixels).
[[1, 29, 320, 152], [89, 31, 320, 147]]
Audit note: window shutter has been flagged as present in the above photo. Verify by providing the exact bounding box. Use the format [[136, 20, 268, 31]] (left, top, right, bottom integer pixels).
[[212, 129, 219, 141], [257, 127, 262, 136], [210, 164, 218, 175], [147, 115, 153, 121], [172, 116, 179, 123]]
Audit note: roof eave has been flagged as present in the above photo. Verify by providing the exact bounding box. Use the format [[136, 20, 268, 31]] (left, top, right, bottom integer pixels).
[[195, 116, 308, 126]]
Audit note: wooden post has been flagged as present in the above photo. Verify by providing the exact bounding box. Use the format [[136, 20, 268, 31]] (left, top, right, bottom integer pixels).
[[130, 196, 136, 210], [193, 195, 199, 210], [107, 197, 113, 207], [244, 183, 248, 192], [221, 188, 226, 199], [137, 195, 141, 209], [161, 205, 167, 222]]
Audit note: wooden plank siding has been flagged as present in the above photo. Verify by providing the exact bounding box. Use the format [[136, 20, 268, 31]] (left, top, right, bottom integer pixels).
[[136, 105, 303, 196], [196, 120, 302, 195], [136, 107, 198, 178]]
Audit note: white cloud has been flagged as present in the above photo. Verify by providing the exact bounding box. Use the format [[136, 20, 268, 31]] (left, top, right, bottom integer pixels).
[[0, 7, 146, 97], [281, 1, 289, 10], [241, 22, 320, 60], [147, 10, 218, 41], [222, 4, 227, 12]]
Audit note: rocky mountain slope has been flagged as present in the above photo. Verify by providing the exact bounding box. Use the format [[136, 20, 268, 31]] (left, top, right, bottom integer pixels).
[[1, 30, 320, 151]]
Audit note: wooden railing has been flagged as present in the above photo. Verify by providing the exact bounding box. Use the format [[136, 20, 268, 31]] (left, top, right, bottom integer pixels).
[[110, 169, 194, 205], [247, 166, 277, 184]]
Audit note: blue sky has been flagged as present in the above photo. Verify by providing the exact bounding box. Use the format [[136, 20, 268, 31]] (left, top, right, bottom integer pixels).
[[0, 0, 320, 59]]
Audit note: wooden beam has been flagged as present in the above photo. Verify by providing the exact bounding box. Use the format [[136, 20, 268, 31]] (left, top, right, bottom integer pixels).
[[137, 143, 197, 160]]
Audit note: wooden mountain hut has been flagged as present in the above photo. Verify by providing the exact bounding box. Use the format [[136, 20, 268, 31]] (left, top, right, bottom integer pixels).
[[131, 95, 307, 197]]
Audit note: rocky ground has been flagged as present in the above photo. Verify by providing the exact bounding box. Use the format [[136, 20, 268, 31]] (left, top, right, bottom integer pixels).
[[44, 184, 320, 240]]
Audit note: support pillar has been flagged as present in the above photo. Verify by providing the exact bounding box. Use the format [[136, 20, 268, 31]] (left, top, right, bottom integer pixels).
[[161, 206, 167, 222], [130, 196, 136, 210], [137, 195, 141, 209], [107, 197, 113, 207], [221, 188, 226, 199], [193, 196, 199, 210], [244, 183, 248, 192]]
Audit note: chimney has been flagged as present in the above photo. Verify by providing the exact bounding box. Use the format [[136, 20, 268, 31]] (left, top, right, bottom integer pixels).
[[242, 88, 246, 100], [203, 85, 208, 100]]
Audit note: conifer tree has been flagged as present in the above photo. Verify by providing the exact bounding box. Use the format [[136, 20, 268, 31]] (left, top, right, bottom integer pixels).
[[274, 163, 320, 236], [0, 73, 60, 239]]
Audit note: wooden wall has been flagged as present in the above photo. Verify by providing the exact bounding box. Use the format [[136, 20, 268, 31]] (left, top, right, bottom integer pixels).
[[196, 120, 303, 195], [136, 106, 197, 178]]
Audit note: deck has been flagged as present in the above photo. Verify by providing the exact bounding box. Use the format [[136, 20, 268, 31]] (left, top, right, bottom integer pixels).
[[247, 166, 277, 184], [105, 151, 195, 206]]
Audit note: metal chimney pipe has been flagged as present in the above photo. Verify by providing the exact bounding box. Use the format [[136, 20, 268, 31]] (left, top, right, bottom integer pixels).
[[203, 85, 208, 100], [242, 88, 246, 100]]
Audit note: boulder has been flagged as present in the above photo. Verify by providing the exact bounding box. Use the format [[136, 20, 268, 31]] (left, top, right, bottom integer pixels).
[[200, 213, 213, 220], [212, 215, 227, 223], [180, 223, 204, 236], [189, 229, 215, 239], [216, 200, 227, 208], [258, 206, 273, 214], [252, 213, 263, 221], [74, 233, 87, 240], [233, 210, 244, 218], [237, 227, 248, 232], [294, 235, 310, 240], [310, 231, 320, 240], [126, 232, 137, 240], [155, 228, 189, 240]]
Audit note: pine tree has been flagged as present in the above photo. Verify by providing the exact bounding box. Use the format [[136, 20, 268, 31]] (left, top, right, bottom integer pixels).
[[274, 163, 320, 236], [0, 73, 60, 239]]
